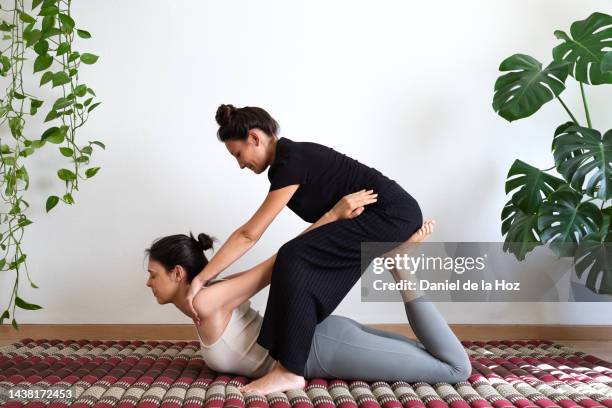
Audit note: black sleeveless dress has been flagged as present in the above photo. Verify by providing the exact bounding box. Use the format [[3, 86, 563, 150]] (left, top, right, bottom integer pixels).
[[257, 137, 422, 376]]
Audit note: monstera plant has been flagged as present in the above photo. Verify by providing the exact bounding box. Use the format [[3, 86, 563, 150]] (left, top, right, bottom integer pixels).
[[493, 12, 612, 295]]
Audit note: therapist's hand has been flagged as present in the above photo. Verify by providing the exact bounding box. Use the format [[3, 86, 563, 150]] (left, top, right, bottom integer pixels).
[[329, 189, 378, 220], [186, 275, 207, 325]]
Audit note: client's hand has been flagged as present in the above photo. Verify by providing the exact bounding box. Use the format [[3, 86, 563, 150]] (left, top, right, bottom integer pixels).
[[186, 276, 206, 325], [330, 189, 378, 220]]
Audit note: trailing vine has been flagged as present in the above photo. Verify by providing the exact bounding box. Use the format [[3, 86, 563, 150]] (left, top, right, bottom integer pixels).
[[0, 0, 103, 328]]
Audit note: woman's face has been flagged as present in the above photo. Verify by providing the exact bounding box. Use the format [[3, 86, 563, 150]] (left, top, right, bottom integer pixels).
[[224, 130, 270, 174], [146, 259, 181, 304]]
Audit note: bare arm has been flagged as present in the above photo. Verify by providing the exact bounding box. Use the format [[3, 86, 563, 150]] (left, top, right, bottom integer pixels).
[[196, 184, 299, 284], [185, 184, 299, 322]]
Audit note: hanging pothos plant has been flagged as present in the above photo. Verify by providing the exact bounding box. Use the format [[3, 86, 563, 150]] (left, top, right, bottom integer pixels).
[[493, 12, 612, 295], [0, 0, 103, 328]]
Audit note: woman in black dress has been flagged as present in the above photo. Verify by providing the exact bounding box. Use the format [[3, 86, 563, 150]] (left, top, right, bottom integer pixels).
[[187, 105, 424, 394]]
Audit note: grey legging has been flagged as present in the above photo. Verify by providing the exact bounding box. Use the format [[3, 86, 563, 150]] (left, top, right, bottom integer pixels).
[[302, 296, 472, 383]]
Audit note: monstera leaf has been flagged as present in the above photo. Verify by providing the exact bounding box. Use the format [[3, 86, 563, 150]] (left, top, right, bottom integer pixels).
[[603, 52, 612, 74], [552, 12, 612, 85], [493, 54, 570, 122], [505, 159, 566, 214], [574, 228, 612, 295], [538, 185, 603, 257], [501, 199, 541, 261], [552, 124, 612, 200]]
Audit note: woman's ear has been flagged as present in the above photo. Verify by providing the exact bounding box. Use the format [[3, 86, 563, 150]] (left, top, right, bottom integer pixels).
[[171, 265, 187, 283], [249, 130, 261, 146]]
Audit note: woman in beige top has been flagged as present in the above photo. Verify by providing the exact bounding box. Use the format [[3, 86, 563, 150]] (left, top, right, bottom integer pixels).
[[144, 191, 470, 394]]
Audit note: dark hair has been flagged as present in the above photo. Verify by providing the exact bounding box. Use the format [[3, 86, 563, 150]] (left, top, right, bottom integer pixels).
[[145, 232, 215, 283], [215, 104, 280, 142]]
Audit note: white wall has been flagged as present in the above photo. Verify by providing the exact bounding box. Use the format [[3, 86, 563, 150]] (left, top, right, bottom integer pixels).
[[2, 0, 611, 325]]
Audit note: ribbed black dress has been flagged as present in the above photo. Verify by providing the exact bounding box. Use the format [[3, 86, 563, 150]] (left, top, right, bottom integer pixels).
[[257, 137, 423, 376]]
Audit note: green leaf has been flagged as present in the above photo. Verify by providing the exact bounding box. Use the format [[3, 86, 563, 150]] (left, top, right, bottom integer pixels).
[[46, 195, 59, 212], [80, 53, 99, 64], [493, 54, 570, 122], [602, 52, 612, 75], [75, 155, 89, 163], [63, 193, 74, 204], [56, 41, 70, 55], [24, 29, 42, 47], [91, 140, 105, 149], [574, 232, 612, 295], [501, 199, 541, 261], [9, 116, 23, 137], [30, 139, 45, 149], [31, 282, 39, 289], [11, 318, 18, 330], [58, 13, 75, 31], [30, 98, 43, 115], [41, 126, 64, 143], [87, 102, 101, 113], [68, 68, 77, 77], [0, 309, 8, 325], [38, 6, 58, 16], [19, 11, 36, 24], [85, 167, 100, 178], [59, 147, 73, 157], [52, 71, 70, 87], [0, 21, 14, 31], [19, 147, 34, 158], [13, 91, 26, 99], [18, 218, 33, 227], [552, 123, 612, 200], [74, 84, 87, 97], [44, 109, 58, 122], [40, 70, 54, 85], [84, 97, 93, 106], [538, 185, 603, 257], [53, 97, 73, 110], [34, 54, 53, 73], [68, 51, 79, 62], [1, 55, 11, 73], [76, 29, 91, 39], [15, 296, 42, 310], [505, 159, 566, 214], [41, 27, 61, 39], [33, 39, 49, 55], [81, 146, 93, 155], [57, 168, 76, 181], [41, 15, 55, 32], [86, 87, 96, 96], [552, 12, 612, 85], [32, 0, 45, 9]]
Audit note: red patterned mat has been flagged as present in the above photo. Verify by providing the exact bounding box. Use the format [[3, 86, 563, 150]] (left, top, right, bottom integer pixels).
[[0, 339, 611, 408]]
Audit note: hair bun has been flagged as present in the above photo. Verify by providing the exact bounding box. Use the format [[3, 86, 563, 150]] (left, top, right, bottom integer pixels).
[[188, 232, 214, 251], [215, 104, 237, 127], [197, 233, 214, 251]]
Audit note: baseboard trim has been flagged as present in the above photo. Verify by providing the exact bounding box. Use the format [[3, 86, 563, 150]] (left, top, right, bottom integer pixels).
[[1, 324, 610, 342]]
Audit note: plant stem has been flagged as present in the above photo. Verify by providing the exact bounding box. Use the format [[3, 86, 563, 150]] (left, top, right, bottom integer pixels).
[[543, 165, 556, 171], [579, 82, 592, 128], [556, 95, 579, 125]]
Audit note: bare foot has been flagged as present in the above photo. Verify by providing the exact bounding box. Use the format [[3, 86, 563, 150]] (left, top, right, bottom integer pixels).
[[239, 361, 306, 396], [388, 219, 436, 302], [407, 219, 436, 243]]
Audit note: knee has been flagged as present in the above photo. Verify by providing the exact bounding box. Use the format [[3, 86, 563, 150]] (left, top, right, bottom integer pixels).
[[449, 351, 472, 383], [274, 240, 307, 283]]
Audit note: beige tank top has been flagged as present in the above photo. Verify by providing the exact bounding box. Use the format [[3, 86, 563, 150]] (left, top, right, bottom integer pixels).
[[195, 300, 276, 377]]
